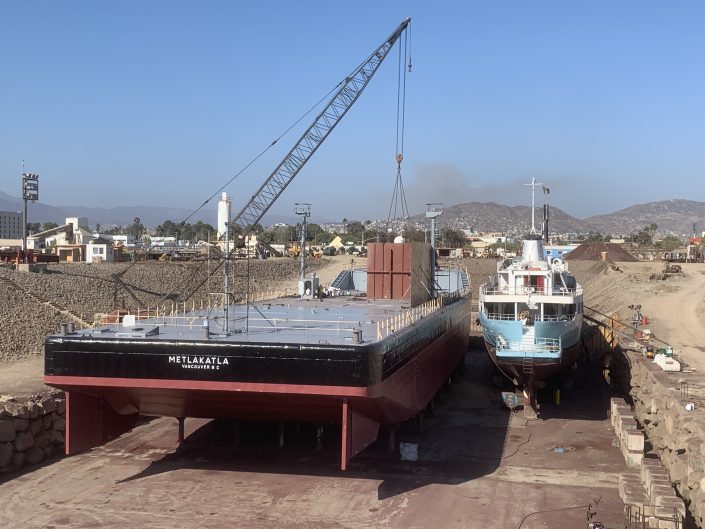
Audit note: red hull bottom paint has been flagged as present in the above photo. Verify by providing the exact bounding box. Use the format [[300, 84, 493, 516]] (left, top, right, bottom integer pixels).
[[46, 322, 469, 470]]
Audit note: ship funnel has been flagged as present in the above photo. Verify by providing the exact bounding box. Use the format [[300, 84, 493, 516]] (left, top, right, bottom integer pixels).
[[522, 236, 544, 263]]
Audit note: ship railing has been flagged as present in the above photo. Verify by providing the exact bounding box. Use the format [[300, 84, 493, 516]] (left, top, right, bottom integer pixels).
[[496, 337, 562, 354], [375, 290, 465, 340], [483, 312, 577, 322], [99, 305, 372, 339], [95, 288, 300, 326], [480, 284, 582, 296]]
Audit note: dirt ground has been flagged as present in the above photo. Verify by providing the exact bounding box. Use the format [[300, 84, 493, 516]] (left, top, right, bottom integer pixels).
[[569, 260, 705, 373]]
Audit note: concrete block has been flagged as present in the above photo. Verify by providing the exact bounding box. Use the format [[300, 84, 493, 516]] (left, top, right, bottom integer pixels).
[[619, 474, 643, 497], [656, 498, 686, 518], [623, 492, 650, 510], [611, 397, 628, 416], [651, 485, 677, 504], [621, 485, 648, 502], [612, 405, 632, 428], [645, 469, 670, 487], [619, 417, 638, 431], [654, 505, 681, 529], [648, 478, 673, 501], [626, 450, 644, 468], [626, 430, 645, 452], [645, 470, 670, 487]]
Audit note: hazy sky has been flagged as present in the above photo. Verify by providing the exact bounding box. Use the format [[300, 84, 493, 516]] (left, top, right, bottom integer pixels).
[[1, 1, 704, 224]]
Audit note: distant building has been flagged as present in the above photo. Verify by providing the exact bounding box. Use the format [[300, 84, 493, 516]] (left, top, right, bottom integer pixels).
[[94, 234, 136, 246], [544, 245, 579, 260], [0, 211, 22, 239], [65, 217, 93, 244], [149, 236, 176, 246], [86, 242, 115, 263]]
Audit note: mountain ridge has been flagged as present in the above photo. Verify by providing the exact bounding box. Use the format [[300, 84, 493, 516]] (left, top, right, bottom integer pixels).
[[1, 190, 703, 235]]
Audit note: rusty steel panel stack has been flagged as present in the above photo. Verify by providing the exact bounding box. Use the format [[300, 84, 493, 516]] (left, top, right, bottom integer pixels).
[[366, 242, 432, 306]]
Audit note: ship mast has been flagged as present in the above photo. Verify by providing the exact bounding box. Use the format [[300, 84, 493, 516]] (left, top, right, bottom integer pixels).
[[524, 177, 544, 234]]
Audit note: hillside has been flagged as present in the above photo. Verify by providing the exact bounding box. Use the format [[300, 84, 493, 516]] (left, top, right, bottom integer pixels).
[[583, 199, 705, 235], [410, 199, 705, 237], [2, 188, 703, 236], [409, 202, 585, 234]]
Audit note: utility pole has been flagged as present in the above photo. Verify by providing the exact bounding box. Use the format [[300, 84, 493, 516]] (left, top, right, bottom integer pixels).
[[426, 203, 442, 297], [21, 169, 40, 261], [295, 203, 311, 281]]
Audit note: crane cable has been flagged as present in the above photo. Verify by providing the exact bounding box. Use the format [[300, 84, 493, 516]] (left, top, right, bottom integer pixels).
[[180, 80, 344, 227], [111, 80, 344, 301], [387, 25, 412, 228]]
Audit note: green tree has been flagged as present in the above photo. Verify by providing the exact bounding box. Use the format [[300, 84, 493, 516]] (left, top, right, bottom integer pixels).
[[346, 221, 364, 238], [655, 235, 684, 252], [582, 232, 605, 243], [628, 228, 653, 247], [440, 228, 466, 247], [42, 222, 59, 232], [155, 220, 179, 237], [130, 217, 145, 239]]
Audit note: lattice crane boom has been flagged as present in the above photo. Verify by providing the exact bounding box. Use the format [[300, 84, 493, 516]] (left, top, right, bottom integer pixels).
[[231, 17, 411, 233]]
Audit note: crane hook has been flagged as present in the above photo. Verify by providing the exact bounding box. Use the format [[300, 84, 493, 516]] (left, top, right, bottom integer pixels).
[[396, 153, 403, 165]]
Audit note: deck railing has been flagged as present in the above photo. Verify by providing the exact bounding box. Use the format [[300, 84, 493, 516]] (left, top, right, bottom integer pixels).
[[496, 336, 561, 354], [375, 289, 467, 340], [95, 285, 469, 343], [480, 283, 583, 296], [483, 312, 578, 322]]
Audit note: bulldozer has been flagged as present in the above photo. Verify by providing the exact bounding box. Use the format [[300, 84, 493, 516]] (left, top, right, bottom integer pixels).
[[663, 263, 682, 274]]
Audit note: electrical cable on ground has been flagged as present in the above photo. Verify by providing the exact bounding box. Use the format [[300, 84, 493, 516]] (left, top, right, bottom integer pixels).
[[515, 503, 589, 529]]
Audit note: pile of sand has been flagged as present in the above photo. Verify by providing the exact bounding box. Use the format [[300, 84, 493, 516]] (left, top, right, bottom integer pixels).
[[566, 242, 638, 262]]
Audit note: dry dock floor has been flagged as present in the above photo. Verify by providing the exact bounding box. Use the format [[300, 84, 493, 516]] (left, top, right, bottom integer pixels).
[[0, 348, 627, 529]]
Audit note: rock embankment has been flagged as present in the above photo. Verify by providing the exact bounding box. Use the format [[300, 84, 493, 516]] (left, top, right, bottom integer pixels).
[[0, 259, 327, 364], [611, 349, 705, 528], [0, 393, 66, 474]]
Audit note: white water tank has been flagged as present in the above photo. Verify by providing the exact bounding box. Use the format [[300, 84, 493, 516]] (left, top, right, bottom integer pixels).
[[217, 192, 231, 239]]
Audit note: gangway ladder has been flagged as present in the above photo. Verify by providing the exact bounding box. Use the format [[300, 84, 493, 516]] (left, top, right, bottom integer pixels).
[[522, 353, 534, 375], [460, 271, 470, 291], [521, 326, 536, 374], [330, 269, 352, 290]]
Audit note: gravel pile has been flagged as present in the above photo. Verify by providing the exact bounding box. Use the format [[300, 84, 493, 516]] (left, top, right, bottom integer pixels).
[[0, 280, 63, 363], [566, 242, 638, 262], [0, 258, 326, 364]]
